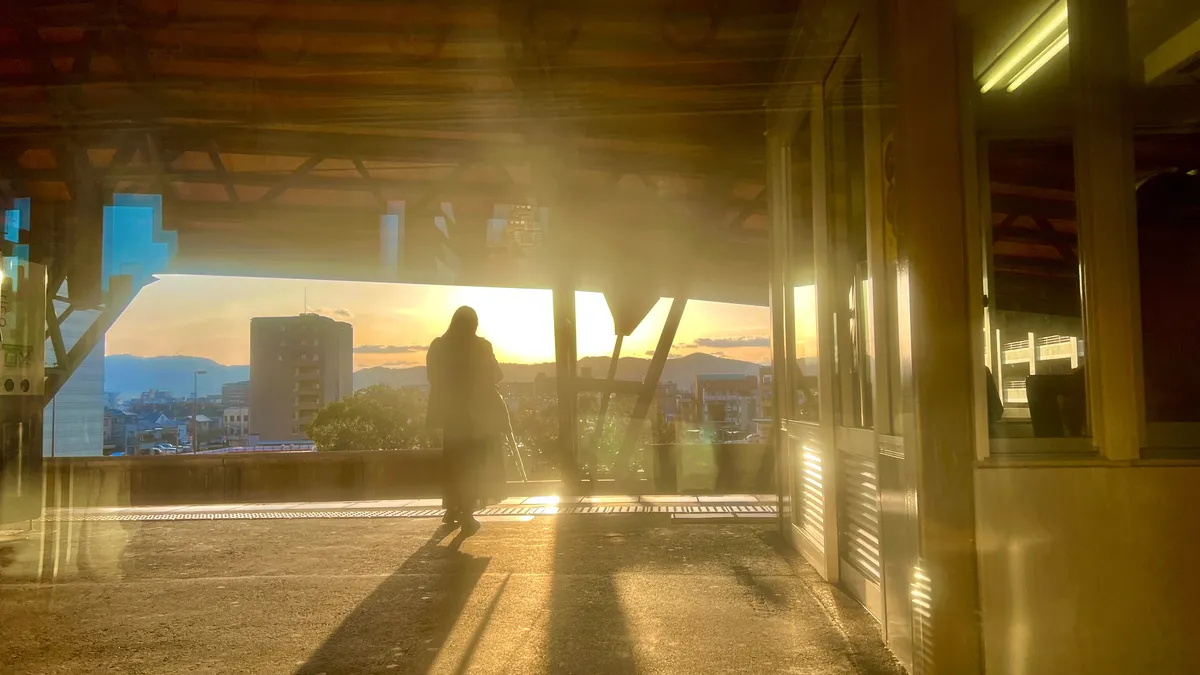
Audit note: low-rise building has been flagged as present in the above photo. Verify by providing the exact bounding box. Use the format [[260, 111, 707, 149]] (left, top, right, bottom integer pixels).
[[221, 380, 250, 407], [695, 374, 760, 435], [224, 406, 250, 440], [102, 408, 138, 456]]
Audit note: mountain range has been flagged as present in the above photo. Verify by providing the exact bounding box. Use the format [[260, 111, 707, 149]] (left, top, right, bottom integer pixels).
[[104, 355, 250, 400], [104, 352, 767, 399], [354, 352, 766, 392]]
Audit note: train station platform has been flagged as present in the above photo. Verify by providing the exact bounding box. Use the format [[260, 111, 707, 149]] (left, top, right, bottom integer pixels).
[[0, 503, 901, 675], [37, 494, 780, 523]]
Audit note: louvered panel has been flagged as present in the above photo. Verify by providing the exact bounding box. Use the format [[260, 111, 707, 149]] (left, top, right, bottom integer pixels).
[[838, 451, 882, 583], [798, 442, 826, 547]]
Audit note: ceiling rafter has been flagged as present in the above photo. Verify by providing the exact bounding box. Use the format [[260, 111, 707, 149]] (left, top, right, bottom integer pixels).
[[351, 157, 388, 211], [256, 155, 325, 206], [207, 141, 240, 204], [0, 125, 763, 181], [9, 163, 766, 217]]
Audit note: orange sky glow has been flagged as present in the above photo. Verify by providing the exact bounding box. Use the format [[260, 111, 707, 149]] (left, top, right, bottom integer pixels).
[[104, 275, 798, 369]]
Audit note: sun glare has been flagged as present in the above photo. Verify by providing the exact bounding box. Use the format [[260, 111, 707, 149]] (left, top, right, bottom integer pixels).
[[107, 275, 771, 367]]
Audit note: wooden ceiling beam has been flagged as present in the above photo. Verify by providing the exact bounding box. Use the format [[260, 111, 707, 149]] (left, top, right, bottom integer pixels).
[[0, 46, 780, 90], [1, 124, 763, 184], [990, 192, 1078, 221], [11, 168, 764, 219]]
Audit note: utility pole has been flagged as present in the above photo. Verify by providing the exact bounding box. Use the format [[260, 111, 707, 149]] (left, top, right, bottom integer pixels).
[[192, 369, 206, 452]]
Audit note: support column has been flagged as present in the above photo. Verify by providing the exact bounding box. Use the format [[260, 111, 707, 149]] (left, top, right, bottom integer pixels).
[[766, 132, 792, 526], [810, 82, 841, 583], [553, 282, 578, 481], [448, 201, 496, 283], [1069, 0, 1143, 459], [891, 0, 983, 673]]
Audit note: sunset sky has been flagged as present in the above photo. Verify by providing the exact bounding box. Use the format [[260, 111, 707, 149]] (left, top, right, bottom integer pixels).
[[104, 275, 797, 369]]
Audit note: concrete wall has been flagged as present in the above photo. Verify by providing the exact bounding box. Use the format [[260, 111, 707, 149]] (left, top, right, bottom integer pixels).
[[975, 463, 1200, 674], [45, 450, 444, 507], [43, 444, 776, 507]]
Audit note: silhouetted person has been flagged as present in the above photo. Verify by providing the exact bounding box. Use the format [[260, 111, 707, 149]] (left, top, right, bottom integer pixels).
[[426, 306, 503, 538]]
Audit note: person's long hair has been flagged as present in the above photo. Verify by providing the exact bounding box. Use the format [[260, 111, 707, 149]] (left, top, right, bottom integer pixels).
[[443, 305, 479, 342]]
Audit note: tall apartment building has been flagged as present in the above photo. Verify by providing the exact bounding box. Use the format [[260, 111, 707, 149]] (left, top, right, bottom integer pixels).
[[249, 314, 353, 442]]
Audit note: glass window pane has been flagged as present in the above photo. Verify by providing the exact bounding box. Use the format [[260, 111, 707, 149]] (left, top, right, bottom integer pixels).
[[791, 121, 820, 423], [572, 292, 770, 486], [1135, 132, 1200, 443], [827, 59, 873, 430], [986, 138, 1090, 440]]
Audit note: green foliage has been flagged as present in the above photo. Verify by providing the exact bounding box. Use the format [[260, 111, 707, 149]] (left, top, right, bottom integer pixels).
[[510, 397, 559, 477], [473, 393, 675, 480], [307, 384, 428, 452], [651, 409, 676, 444]]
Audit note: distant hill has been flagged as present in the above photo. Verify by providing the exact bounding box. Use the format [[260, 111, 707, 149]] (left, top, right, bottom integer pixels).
[[104, 355, 249, 400], [105, 352, 773, 402], [353, 352, 766, 392]]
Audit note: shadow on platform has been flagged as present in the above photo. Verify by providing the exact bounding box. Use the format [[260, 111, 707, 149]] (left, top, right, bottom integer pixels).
[[297, 525, 492, 674]]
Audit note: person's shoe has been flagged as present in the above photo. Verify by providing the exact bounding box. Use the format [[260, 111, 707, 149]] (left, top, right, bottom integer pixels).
[[441, 512, 458, 525], [460, 517, 481, 537]]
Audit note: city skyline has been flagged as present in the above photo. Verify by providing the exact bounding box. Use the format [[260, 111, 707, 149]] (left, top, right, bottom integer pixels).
[[104, 274, 804, 370]]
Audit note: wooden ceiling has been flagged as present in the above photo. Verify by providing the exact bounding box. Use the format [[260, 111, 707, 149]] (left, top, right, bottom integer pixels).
[[0, 0, 798, 299], [988, 133, 1200, 317]]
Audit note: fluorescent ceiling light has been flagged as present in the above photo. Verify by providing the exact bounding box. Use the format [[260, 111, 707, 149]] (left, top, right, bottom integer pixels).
[[979, 0, 1069, 93], [1006, 29, 1070, 92]]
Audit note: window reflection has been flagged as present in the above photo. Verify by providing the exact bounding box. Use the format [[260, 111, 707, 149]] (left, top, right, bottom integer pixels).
[[792, 285, 819, 421], [791, 118, 819, 423], [1135, 134, 1200, 440], [827, 59, 873, 430], [985, 139, 1089, 440]]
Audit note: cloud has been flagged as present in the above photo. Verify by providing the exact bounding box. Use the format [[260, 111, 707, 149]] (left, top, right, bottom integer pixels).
[[646, 349, 686, 359], [690, 337, 770, 349], [354, 344, 426, 354], [311, 307, 353, 319], [383, 360, 421, 367]]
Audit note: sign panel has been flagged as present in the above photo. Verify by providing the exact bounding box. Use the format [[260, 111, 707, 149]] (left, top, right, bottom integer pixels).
[[0, 258, 46, 395]]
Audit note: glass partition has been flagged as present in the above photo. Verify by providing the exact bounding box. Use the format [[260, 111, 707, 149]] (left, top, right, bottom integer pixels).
[[826, 58, 873, 431], [1134, 133, 1200, 449], [984, 138, 1091, 445], [791, 120, 820, 423]]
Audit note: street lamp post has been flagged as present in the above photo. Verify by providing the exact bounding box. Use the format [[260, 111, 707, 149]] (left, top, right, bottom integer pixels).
[[192, 370, 207, 452]]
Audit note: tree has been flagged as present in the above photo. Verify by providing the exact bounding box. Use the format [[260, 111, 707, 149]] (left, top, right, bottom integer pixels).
[[510, 397, 560, 478], [651, 408, 676, 444], [306, 385, 428, 452]]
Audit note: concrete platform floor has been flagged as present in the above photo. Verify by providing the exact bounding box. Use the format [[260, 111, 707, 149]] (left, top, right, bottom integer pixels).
[[0, 515, 903, 675]]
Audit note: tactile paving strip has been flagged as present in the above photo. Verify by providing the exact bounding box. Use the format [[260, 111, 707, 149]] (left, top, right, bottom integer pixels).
[[44, 504, 778, 522]]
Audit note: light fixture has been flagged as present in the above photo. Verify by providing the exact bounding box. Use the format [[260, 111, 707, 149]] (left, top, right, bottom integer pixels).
[[1006, 29, 1069, 92], [978, 0, 1069, 94]]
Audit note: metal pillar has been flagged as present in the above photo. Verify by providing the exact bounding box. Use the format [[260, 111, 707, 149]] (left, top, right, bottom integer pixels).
[[552, 282, 578, 481], [891, 0, 983, 672], [617, 296, 687, 458], [766, 131, 793, 529]]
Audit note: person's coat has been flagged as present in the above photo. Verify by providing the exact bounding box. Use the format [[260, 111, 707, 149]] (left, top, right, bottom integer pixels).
[[425, 334, 504, 441]]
